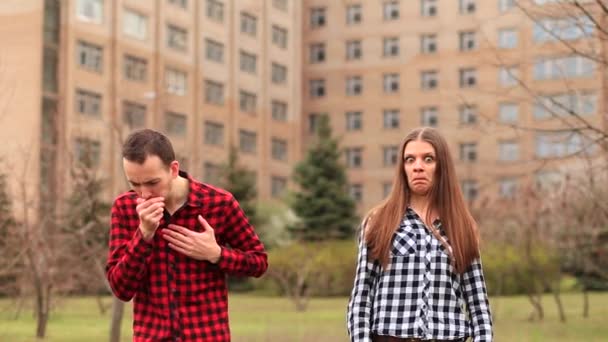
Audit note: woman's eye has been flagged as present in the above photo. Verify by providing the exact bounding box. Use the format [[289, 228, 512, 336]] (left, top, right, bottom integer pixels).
[[424, 156, 434, 163]]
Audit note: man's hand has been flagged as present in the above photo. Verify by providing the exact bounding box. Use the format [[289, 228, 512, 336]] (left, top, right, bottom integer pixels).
[[136, 197, 165, 241], [162, 215, 222, 263]]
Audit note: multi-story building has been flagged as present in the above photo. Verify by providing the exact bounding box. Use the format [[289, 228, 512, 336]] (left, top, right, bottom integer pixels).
[[0, 0, 302, 216], [302, 0, 606, 211], [0, 0, 605, 218]]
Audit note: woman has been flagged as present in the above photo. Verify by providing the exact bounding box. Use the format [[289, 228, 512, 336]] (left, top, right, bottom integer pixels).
[[347, 127, 493, 342]]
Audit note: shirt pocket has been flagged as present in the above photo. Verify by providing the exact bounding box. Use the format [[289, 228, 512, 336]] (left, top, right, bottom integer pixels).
[[391, 225, 418, 256]]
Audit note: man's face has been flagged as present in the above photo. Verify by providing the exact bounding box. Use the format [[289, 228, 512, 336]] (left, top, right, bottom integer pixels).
[[123, 155, 178, 200], [403, 140, 437, 197]]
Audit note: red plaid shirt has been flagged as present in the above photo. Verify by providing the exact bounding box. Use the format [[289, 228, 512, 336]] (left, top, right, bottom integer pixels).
[[106, 172, 268, 341]]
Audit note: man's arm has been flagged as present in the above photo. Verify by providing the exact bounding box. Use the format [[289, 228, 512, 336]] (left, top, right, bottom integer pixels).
[[105, 200, 153, 301], [215, 194, 268, 277]]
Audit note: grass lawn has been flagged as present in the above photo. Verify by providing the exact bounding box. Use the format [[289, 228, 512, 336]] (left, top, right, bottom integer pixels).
[[0, 292, 607, 341]]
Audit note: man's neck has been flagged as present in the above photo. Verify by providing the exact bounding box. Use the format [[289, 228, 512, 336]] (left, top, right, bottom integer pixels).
[[166, 175, 189, 213]]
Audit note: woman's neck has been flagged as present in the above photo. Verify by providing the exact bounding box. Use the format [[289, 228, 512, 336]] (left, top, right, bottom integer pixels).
[[409, 194, 435, 225]]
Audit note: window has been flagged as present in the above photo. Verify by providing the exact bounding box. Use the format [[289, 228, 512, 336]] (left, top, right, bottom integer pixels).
[[77, 40, 103, 72], [240, 50, 257, 74], [240, 12, 257, 36], [533, 16, 594, 43], [272, 63, 287, 84], [383, 145, 399, 167], [499, 0, 515, 12], [349, 184, 363, 202], [123, 9, 147, 40], [534, 55, 595, 80], [74, 137, 101, 168], [421, 70, 438, 89], [206, 0, 224, 22], [420, 34, 437, 54], [205, 80, 224, 104], [383, 37, 399, 57], [239, 130, 257, 154], [346, 76, 363, 96], [205, 39, 224, 62], [459, 31, 477, 51], [165, 112, 187, 136], [460, 143, 477, 162], [383, 73, 400, 93], [204, 121, 224, 146], [346, 111, 362, 131], [459, 68, 477, 88], [499, 66, 519, 87], [383, 182, 393, 198], [534, 92, 597, 119], [383, 1, 400, 20], [271, 138, 288, 161], [459, 0, 476, 14], [168, 0, 187, 9], [499, 178, 518, 198], [271, 176, 287, 198], [536, 132, 583, 158], [308, 113, 322, 134], [239, 90, 257, 113], [346, 4, 362, 25], [535, 170, 563, 191], [272, 25, 287, 48], [535, 132, 592, 158], [272, 101, 288, 121], [310, 43, 326, 63], [204, 162, 222, 184], [77, 0, 103, 24], [43, 47, 58, 92], [44, 0, 60, 43], [167, 24, 187, 51], [461, 180, 478, 201], [76, 89, 102, 118], [421, 0, 438, 17], [310, 79, 325, 98], [123, 101, 146, 129], [383, 109, 400, 129], [499, 140, 519, 161], [345, 147, 363, 168], [273, 0, 287, 12], [499, 102, 518, 123], [459, 105, 478, 125], [310, 7, 326, 28], [166, 68, 187, 96], [421, 106, 438, 127], [123, 54, 147, 82], [346, 40, 362, 60], [498, 28, 517, 49]]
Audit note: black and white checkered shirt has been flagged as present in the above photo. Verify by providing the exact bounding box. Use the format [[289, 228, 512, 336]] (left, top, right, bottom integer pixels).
[[347, 208, 493, 342]]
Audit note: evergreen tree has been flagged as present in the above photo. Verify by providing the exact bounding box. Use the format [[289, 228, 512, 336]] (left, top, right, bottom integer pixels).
[[290, 115, 358, 241], [220, 146, 260, 227]]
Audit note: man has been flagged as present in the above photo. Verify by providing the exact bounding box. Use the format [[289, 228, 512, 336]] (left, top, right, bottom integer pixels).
[[106, 129, 268, 341]]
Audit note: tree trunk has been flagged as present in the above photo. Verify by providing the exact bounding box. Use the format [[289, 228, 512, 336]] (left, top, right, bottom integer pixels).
[[583, 287, 589, 318], [551, 283, 566, 322], [35, 284, 51, 338], [109, 297, 125, 342]]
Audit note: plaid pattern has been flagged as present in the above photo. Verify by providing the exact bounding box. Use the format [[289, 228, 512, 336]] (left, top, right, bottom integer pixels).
[[347, 208, 493, 342], [106, 171, 268, 341]]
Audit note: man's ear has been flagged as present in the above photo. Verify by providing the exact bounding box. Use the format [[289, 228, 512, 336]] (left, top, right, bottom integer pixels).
[[170, 160, 180, 177]]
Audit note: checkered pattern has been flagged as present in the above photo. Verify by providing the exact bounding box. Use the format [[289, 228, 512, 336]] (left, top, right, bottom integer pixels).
[[347, 208, 493, 342], [106, 171, 268, 341]]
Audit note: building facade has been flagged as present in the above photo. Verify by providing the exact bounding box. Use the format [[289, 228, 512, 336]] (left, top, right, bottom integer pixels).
[[0, 0, 605, 218]]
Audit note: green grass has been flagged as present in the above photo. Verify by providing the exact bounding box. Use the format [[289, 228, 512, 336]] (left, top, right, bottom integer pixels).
[[1, 292, 607, 341]]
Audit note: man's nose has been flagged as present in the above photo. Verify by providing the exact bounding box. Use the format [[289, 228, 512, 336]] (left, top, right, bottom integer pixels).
[[140, 187, 152, 199]]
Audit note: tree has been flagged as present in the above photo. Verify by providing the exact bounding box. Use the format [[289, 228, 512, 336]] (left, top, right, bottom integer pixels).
[[289, 115, 358, 241], [219, 146, 260, 227]]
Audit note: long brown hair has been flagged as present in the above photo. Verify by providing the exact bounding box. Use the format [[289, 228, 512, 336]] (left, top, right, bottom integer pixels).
[[364, 127, 480, 274]]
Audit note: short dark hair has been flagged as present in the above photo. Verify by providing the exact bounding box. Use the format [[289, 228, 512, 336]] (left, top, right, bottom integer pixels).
[[122, 129, 175, 166]]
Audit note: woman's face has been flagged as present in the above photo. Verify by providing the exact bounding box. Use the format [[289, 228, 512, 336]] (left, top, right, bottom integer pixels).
[[403, 140, 437, 197]]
